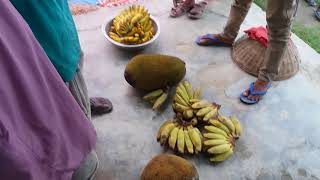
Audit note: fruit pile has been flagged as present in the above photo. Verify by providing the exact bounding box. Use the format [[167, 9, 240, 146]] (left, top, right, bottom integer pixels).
[[108, 5, 154, 44], [155, 81, 243, 163]]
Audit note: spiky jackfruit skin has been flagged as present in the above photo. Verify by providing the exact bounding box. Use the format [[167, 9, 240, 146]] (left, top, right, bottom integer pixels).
[[124, 54, 186, 91], [140, 154, 199, 180]]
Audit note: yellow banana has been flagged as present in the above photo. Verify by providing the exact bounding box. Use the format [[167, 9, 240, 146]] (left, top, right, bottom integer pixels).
[[191, 118, 198, 126], [176, 85, 189, 103], [152, 93, 168, 110], [191, 100, 210, 109], [183, 109, 194, 119], [189, 99, 201, 103], [174, 103, 190, 113], [160, 122, 175, 145], [169, 126, 179, 149], [196, 107, 212, 117], [143, 89, 163, 101], [207, 143, 231, 154], [184, 129, 194, 154], [177, 127, 185, 153], [188, 127, 202, 152], [157, 119, 174, 142], [230, 116, 242, 137], [203, 133, 227, 140], [219, 116, 235, 136], [209, 148, 233, 162], [174, 94, 189, 106], [193, 86, 203, 99], [204, 139, 228, 146], [131, 14, 143, 25], [208, 119, 231, 135], [203, 108, 218, 121], [204, 126, 228, 138], [183, 81, 194, 99]]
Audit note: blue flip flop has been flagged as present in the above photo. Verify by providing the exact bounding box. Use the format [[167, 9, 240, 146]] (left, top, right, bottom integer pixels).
[[240, 82, 272, 105], [195, 34, 232, 46]]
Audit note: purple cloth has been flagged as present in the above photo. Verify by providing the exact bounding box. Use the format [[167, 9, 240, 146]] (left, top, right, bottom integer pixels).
[[0, 1, 97, 180]]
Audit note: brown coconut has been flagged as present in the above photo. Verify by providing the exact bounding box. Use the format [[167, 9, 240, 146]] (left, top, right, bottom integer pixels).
[[141, 154, 199, 180]]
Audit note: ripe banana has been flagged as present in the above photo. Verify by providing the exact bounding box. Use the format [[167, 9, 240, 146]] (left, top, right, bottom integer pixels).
[[184, 129, 194, 154], [191, 100, 210, 109], [176, 84, 190, 103], [177, 127, 185, 153], [196, 107, 212, 117], [203, 107, 218, 121], [160, 122, 175, 145], [183, 109, 194, 119], [204, 126, 228, 138], [208, 119, 231, 135], [174, 94, 189, 106], [157, 119, 174, 142], [169, 126, 179, 149], [203, 133, 227, 140], [219, 116, 235, 136], [188, 127, 202, 152], [209, 148, 233, 162], [183, 81, 194, 99], [230, 116, 242, 137], [207, 143, 232, 154], [189, 98, 201, 103], [204, 139, 228, 146]]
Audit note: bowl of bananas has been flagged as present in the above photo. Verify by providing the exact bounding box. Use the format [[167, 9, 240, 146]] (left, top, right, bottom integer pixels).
[[102, 5, 160, 50]]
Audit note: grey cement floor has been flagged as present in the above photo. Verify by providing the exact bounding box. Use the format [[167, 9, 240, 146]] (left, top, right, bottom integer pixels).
[[74, 0, 320, 179]]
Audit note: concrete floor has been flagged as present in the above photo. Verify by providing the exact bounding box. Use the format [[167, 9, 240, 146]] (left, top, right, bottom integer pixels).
[[74, 0, 320, 179]]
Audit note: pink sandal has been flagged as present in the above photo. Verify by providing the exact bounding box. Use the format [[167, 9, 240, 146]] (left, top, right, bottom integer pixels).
[[170, 0, 195, 18]]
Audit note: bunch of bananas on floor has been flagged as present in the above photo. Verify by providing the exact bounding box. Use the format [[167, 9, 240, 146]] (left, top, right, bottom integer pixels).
[[157, 119, 203, 154], [143, 89, 168, 110], [172, 81, 203, 122], [172, 81, 221, 124], [108, 5, 154, 44], [203, 116, 242, 162]]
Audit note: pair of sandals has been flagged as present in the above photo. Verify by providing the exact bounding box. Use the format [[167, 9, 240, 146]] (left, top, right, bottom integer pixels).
[[196, 33, 272, 105], [170, 0, 208, 19]]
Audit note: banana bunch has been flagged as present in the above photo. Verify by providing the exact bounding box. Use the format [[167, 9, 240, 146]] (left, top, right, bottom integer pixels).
[[157, 119, 203, 154], [109, 5, 154, 45], [143, 89, 168, 110], [191, 100, 220, 122], [172, 81, 203, 121], [203, 116, 242, 162]]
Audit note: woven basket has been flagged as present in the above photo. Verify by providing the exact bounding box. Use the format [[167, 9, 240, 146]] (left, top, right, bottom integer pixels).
[[231, 35, 300, 81]]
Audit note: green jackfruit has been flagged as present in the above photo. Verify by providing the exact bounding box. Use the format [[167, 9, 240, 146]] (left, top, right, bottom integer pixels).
[[124, 54, 186, 91]]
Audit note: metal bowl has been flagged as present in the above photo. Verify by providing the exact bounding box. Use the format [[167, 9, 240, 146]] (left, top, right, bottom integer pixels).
[[102, 16, 160, 51]]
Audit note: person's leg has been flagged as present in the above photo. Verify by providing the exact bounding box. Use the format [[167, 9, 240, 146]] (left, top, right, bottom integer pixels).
[[242, 0, 297, 103], [315, 6, 320, 20], [196, 0, 253, 46]]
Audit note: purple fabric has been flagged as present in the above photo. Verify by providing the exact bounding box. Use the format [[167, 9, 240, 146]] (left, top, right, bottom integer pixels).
[[0, 1, 97, 180]]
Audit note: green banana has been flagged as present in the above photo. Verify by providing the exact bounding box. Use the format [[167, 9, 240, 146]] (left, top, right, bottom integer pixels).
[[203, 133, 227, 140], [184, 129, 194, 154], [183, 81, 194, 99], [204, 139, 228, 146], [174, 94, 189, 106], [219, 116, 235, 136], [203, 108, 218, 121], [196, 107, 212, 117], [152, 93, 168, 110], [143, 89, 163, 101]]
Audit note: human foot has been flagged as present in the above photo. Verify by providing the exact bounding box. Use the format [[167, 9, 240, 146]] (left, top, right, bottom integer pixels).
[[240, 80, 271, 104], [188, 1, 208, 19], [195, 33, 234, 46], [170, 0, 195, 17], [90, 97, 113, 115]]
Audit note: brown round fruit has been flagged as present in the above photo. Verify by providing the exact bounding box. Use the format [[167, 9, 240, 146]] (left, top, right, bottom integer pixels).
[[141, 154, 199, 180]]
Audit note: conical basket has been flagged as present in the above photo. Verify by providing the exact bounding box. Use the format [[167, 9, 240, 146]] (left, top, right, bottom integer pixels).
[[231, 35, 300, 81]]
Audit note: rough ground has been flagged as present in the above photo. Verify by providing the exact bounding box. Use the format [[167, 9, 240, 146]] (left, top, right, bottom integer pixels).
[[74, 0, 320, 179]]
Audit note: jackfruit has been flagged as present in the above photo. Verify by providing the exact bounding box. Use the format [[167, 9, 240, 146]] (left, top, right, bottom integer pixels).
[[140, 154, 199, 180], [124, 54, 186, 91]]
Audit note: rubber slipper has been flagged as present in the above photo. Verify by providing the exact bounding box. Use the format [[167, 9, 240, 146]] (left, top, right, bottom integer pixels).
[[195, 34, 233, 46], [188, 1, 208, 19], [240, 82, 271, 105], [90, 97, 113, 115]]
